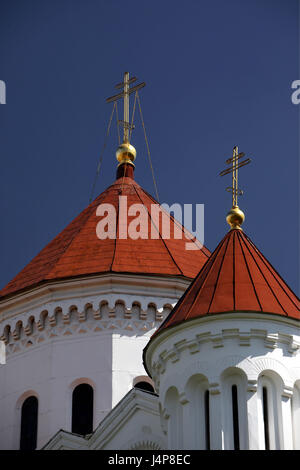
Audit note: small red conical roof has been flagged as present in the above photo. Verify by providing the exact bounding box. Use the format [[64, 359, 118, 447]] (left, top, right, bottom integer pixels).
[[153, 228, 300, 335], [0, 168, 210, 299]]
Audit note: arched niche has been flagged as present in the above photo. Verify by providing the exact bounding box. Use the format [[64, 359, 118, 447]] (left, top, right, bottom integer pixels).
[[184, 373, 210, 450], [257, 370, 285, 450], [221, 367, 249, 450], [164, 386, 182, 450]]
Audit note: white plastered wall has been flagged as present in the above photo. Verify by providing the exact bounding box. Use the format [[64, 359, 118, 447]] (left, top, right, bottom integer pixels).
[[145, 312, 300, 450], [0, 273, 189, 449]]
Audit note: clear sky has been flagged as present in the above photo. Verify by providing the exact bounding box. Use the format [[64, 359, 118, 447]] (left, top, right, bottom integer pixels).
[[0, 0, 299, 294]]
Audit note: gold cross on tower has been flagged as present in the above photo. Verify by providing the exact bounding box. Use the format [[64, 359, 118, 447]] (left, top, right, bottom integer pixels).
[[219, 146, 251, 230], [106, 72, 146, 168], [106, 72, 146, 144]]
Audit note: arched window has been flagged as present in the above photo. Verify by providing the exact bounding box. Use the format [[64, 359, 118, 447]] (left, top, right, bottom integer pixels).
[[221, 368, 248, 450], [258, 373, 284, 450], [262, 386, 270, 450], [20, 396, 38, 450], [231, 385, 240, 450], [204, 389, 210, 450], [72, 384, 94, 435]]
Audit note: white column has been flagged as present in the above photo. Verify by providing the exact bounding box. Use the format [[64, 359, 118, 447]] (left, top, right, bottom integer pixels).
[[180, 393, 193, 450], [292, 385, 300, 449], [209, 383, 223, 450], [281, 388, 293, 450], [246, 381, 264, 450]]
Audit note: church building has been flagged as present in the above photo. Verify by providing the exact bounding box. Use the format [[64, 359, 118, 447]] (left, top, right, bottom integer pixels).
[[0, 73, 299, 450]]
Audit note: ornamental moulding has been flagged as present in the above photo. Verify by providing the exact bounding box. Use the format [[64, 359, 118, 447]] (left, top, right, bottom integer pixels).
[[150, 328, 299, 392], [0, 298, 174, 356]]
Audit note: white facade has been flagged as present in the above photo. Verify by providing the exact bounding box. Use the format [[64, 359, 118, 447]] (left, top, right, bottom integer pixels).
[[0, 272, 190, 450], [1, 268, 299, 450], [144, 312, 300, 450]]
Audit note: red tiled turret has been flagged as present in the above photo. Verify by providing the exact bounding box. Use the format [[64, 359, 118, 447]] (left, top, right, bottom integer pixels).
[[153, 228, 300, 336]]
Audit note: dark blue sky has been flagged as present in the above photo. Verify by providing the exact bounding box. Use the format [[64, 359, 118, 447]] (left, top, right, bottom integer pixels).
[[0, 0, 299, 294]]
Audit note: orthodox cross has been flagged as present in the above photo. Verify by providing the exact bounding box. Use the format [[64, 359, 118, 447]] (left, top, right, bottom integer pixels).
[[106, 72, 146, 143], [219, 146, 251, 207]]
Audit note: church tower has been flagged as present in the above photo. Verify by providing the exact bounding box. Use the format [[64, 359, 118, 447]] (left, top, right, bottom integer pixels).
[[143, 148, 300, 450], [0, 73, 210, 450]]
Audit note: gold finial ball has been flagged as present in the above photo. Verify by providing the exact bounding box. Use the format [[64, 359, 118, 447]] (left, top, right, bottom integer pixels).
[[226, 205, 245, 230], [116, 142, 136, 167]]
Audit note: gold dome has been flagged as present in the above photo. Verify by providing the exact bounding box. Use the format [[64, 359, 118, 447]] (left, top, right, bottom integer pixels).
[[226, 205, 245, 230], [116, 141, 136, 167]]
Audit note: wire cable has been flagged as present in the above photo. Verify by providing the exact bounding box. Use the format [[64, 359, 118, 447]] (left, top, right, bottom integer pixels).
[[136, 91, 160, 203], [116, 101, 121, 145], [89, 102, 116, 203]]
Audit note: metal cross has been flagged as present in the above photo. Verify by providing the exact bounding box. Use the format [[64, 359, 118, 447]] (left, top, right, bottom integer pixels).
[[106, 72, 146, 144], [219, 146, 251, 207]]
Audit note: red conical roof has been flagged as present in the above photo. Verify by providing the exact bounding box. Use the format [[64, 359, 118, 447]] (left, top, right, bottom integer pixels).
[[153, 228, 300, 335], [0, 170, 210, 299]]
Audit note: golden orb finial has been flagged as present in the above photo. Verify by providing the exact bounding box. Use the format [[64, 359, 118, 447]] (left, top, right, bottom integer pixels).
[[116, 141, 136, 167], [226, 205, 245, 230]]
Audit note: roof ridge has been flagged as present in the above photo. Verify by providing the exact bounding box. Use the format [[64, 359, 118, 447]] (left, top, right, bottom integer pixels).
[[137, 186, 211, 258], [240, 231, 287, 315], [110, 193, 120, 271], [46, 191, 109, 279], [132, 185, 183, 276], [207, 231, 231, 314], [183, 231, 231, 320], [236, 230, 263, 311], [0, 201, 97, 296], [156, 230, 231, 330], [45, 179, 142, 280], [242, 231, 300, 309]]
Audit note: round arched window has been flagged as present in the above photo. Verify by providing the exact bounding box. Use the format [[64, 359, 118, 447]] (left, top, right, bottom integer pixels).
[[20, 396, 38, 450], [72, 384, 94, 435]]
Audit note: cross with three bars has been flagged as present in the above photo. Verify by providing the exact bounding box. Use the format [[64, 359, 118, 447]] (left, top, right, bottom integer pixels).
[[106, 72, 146, 144], [219, 146, 251, 207]]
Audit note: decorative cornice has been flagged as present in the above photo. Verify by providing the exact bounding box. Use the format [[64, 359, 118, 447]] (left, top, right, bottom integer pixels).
[[148, 321, 300, 395], [144, 311, 300, 379], [0, 272, 190, 318], [0, 297, 175, 358], [153, 328, 300, 376]]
